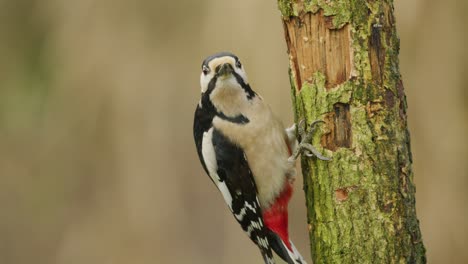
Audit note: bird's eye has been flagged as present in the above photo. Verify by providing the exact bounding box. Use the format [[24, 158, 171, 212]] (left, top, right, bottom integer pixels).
[[236, 60, 242, 68], [202, 65, 210, 75]]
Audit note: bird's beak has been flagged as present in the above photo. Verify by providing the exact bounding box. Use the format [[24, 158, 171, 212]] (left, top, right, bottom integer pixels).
[[216, 63, 234, 77]]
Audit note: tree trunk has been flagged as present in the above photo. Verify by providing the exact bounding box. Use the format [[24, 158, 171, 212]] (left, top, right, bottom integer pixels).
[[276, 1, 426, 263]]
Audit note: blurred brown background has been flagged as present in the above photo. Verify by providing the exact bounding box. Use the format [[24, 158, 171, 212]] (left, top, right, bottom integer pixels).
[[0, 0, 466, 263]]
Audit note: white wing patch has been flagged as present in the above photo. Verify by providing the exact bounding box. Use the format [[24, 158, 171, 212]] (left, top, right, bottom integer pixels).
[[202, 127, 233, 210]]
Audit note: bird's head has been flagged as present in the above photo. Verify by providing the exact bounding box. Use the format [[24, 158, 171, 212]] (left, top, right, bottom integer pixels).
[[200, 52, 249, 94]]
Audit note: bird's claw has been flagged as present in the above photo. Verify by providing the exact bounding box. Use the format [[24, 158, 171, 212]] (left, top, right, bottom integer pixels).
[[289, 119, 331, 161], [300, 143, 332, 161], [298, 119, 325, 139], [297, 119, 306, 137]]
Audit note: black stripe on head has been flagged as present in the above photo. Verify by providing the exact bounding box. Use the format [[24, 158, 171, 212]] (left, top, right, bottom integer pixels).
[[232, 71, 256, 100], [202, 52, 239, 68], [201, 75, 218, 110]]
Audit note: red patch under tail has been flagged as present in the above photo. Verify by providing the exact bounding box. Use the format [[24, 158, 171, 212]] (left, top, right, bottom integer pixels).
[[262, 183, 293, 251]]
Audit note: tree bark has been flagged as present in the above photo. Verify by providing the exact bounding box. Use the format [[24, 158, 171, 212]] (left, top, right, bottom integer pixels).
[[276, 1, 426, 263]]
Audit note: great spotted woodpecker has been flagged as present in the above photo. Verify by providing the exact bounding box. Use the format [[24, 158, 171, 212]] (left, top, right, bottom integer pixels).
[[193, 52, 329, 264]]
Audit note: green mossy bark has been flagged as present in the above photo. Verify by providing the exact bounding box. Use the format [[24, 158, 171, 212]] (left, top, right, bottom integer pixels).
[[279, 1, 426, 263]]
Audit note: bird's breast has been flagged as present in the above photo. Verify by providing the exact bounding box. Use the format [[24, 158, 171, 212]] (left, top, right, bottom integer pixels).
[[213, 99, 294, 208]]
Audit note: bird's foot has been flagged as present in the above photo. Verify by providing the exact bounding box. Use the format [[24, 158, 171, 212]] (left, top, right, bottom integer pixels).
[[288, 119, 331, 163]]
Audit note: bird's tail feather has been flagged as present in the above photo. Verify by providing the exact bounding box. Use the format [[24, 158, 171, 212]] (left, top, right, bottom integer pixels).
[[266, 230, 306, 264], [262, 251, 276, 264], [288, 240, 306, 264]]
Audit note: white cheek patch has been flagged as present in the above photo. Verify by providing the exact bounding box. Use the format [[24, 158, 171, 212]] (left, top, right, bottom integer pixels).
[[201, 127, 233, 210]]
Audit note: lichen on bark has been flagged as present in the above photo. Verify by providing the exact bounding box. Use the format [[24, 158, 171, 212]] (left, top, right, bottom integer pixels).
[[277, 0, 426, 263]]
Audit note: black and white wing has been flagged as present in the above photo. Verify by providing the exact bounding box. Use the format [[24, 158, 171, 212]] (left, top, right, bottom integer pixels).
[[193, 106, 274, 264]]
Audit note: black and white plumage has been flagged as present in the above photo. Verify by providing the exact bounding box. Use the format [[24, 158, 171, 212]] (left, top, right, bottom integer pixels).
[[193, 52, 306, 264]]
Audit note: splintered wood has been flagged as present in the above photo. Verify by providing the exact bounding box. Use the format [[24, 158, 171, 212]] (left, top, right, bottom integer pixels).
[[283, 11, 352, 90]]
